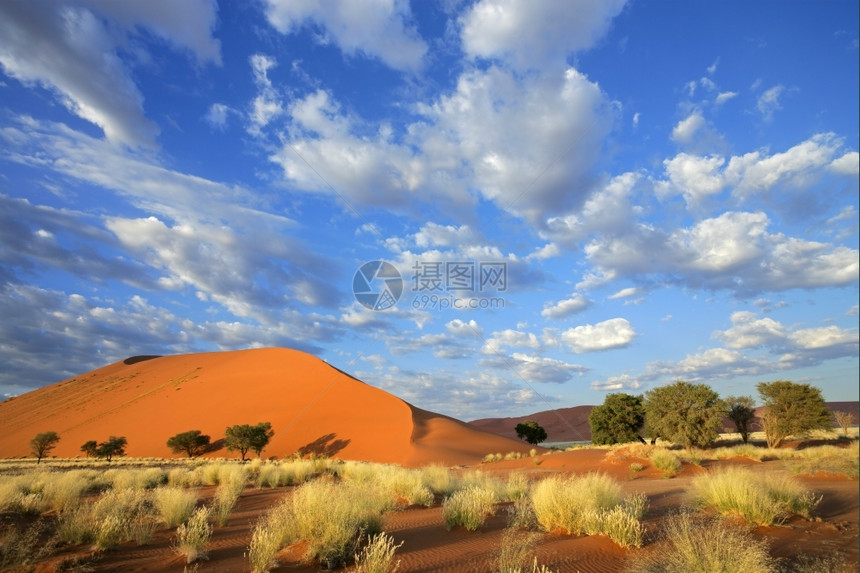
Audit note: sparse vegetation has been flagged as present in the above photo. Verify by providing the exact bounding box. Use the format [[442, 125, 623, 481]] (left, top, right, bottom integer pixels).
[[688, 466, 820, 525], [354, 532, 403, 573], [832, 410, 855, 438], [152, 486, 198, 528], [174, 506, 212, 563], [529, 473, 646, 547], [624, 511, 776, 573], [649, 448, 682, 475], [30, 431, 60, 463], [441, 485, 497, 531]]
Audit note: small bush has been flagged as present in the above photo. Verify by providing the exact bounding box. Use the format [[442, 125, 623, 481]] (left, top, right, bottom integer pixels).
[[784, 553, 856, 573], [174, 506, 212, 563], [649, 449, 682, 474], [152, 487, 199, 528], [624, 512, 775, 573], [530, 474, 646, 547], [212, 474, 245, 527], [419, 465, 456, 496], [0, 519, 54, 570], [441, 486, 496, 531], [354, 533, 403, 573], [91, 488, 154, 549], [689, 467, 820, 526]]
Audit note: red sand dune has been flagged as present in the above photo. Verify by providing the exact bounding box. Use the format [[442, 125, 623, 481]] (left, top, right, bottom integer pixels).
[[0, 347, 531, 466]]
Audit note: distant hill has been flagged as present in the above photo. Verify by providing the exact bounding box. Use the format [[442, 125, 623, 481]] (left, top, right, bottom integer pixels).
[[0, 347, 530, 466], [470, 401, 859, 443]]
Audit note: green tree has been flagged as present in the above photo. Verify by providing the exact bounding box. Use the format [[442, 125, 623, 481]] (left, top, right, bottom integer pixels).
[[644, 381, 725, 448], [588, 393, 646, 445], [514, 420, 547, 445], [30, 431, 60, 463], [95, 436, 128, 462], [225, 422, 274, 461], [725, 395, 757, 444], [80, 440, 98, 457], [167, 430, 211, 458], [757, 381, 831, 448]]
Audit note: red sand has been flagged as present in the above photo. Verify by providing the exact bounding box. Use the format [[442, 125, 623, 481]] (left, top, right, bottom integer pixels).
[[0, 347, 531, 465]]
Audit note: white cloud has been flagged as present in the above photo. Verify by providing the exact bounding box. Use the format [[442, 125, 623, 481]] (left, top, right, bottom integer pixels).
[[445, 319, 483, 338], [0, 1, 220, 148], [608, 287, 642, 299], [561, 318, 635, 353], [482, 329, 541, 354], [459, 0, 626, 71], [483, 353, 588, 383], [671, 112, 706, 144], [541, 293, 590, 319], [756, 84, 785, 121], [715, 91, 738, 105], [263, 0, 427, 72], [829, 151, 860, 175], [205, 103, 231, 130], [715, 311, 786, 349]]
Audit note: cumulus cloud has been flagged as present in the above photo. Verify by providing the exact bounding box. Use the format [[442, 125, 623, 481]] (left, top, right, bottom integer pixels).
[[541, 293, 590, 319], [262, 0, 427, 72], [480, 353, 588, 383], [482, 329, 541, 354], [459, 0, 626, 71], [592, 312, 859, 391], [0, 1, 220, 148], [561, 318, 635, 353]]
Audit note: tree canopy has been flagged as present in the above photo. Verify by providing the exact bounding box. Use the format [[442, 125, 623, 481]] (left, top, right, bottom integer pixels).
[[225, 422, 274, 460], [95, 436, 127, 462], [514, 420, 547, 445], [757, 381, 831, 448], [167, 430, 211, 458], [724, 395, 757, 444], [644, 381, 725, 448], [30, 431, 60, 463], [588, 393, 645, 445]]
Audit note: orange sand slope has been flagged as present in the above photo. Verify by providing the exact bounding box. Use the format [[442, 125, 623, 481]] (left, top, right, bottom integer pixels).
[[0, 348, 530, 466]]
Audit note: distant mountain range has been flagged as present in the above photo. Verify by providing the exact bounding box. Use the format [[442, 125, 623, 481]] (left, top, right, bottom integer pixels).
[[469, 401, 859, 443]]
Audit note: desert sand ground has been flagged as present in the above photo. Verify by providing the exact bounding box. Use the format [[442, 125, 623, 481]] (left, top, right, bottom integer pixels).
[[0, 348, 856, 571], [0, 444, 854, 573]]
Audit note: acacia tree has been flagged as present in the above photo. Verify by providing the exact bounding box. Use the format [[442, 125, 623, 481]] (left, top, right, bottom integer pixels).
[[225, 422, 274, 461], [833, 411, 855, 437], [514, 420, 547, 445], [644, 381, 725, 448], [166, 430, 211, 458], [80, 440, 98, 457], [30, 431, 60, 463], [757, 381, 831, 448], [95, 436, 128, 462], [725, 396, 757, 444], [588, 393, 646, 445]]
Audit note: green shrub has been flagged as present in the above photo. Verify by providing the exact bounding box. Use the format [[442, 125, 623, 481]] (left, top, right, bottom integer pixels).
[[624, 512, 775, 573], [688, 466, 820, 526], [441, 486, 497, 531]]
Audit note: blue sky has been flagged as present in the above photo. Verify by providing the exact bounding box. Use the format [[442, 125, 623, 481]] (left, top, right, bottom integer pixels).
[[1, 0, 857, 421]]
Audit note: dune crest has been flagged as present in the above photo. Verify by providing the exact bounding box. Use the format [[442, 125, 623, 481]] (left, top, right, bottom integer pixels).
[[0, 347, 527, 466]]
